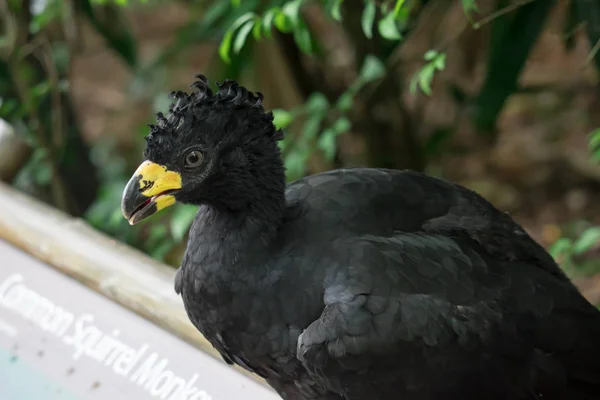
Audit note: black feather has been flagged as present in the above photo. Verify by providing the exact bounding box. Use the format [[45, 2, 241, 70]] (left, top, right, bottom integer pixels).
[[138, 75, 600, 400]]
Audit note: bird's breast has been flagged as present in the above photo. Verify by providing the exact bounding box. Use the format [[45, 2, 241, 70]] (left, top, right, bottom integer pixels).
[[180, 278, 309, 380]]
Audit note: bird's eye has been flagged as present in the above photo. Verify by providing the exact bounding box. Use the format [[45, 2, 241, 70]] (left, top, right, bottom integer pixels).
[[184, 150, 204, 168]]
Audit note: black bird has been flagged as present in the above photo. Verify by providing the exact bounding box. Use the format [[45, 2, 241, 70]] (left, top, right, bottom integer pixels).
[[121, 75, 600, 400]]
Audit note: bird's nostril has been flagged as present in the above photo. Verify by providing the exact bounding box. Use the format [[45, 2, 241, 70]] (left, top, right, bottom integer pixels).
[[140, 179, 154, 192]]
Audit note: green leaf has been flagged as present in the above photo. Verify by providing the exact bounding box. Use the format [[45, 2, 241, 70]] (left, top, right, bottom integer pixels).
[[318, 117, 351, 161], [592, 129, 600, 164], [272, 108, 294, 129], [77, 0, 137, 67], [231, 0, 241, 7], [305, 92, 329, 112], [203, 0, 232, 26], [378, 12, 402, 40], [409, 50, 446, 96], [284, 150, 307, 181], [358, 54, 386, 82], [318, 129, 338, 161], [170, 205, 198, 242], [33, 161, 52, 185], [233, 19, 256, 53], [252, 17, 263, 40], [589, 128, 600, 163], [302, 112, 325, 141], [274, 10, 293, 33], [278, 138, 288, 152], [219, 12, 256, 63], [30, 0, 61, 34], [138, 0, 234, 77], [282, 0, 304, 27], [30, 81, 51, 100], [231, 12, 258, 32], [474, 0, 557, 133], [432, 52, 446, 69], [589, 128, 600, 149], [393, 0, 406, 18], [418, 68, 434, 95], [461, 0, 478, 20], [293, 19, 313, 54], [424, 49, 438, 61], [408, 73, 421, 94], [335, 91, 354, 111], [394, 0, 405, 18], [361, 0, 376, 39], [0, 98, 20, 119], [549, 237, 573, 260], [219, 30, 235, 63], [262, 8, 278, 38], [331, 0, 343, 21], [332, 116, 351, 133], [573, 227, 600, 254]]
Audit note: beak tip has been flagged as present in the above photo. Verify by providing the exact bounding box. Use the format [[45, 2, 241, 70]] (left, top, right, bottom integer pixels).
[[121, 203, 132, 223]]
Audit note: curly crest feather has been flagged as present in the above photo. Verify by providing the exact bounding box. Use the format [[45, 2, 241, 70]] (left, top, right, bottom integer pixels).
[[144, 74, 283, 151]]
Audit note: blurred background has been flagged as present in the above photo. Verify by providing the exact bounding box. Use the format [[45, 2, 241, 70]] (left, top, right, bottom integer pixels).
[[1, 0, 600, 302]]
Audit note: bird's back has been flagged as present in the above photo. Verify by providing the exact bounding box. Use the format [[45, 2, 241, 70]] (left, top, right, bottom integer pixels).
[[284, 167, 561, 275], [281, 168, 600, 399]]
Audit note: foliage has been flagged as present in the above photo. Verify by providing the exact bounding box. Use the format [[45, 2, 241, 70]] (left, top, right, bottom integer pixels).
[[550, 225, 600, 276], [0, 0, 112, 216], [549, 126, 600, 274], [590, 128, 600, 163], [2, 0, 600, 268], [275, 54, 386, 180], [409, 50, 446, 96], [474, 0, 557, 134]]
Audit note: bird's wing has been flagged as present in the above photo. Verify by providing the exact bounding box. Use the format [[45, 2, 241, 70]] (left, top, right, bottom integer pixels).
[[286, 168, 564, 281], [296, 232, 600, 400]]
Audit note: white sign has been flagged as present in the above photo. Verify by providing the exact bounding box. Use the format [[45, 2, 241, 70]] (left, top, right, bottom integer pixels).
[[0, 273, 209, 400], [0, 240, 279, 400]]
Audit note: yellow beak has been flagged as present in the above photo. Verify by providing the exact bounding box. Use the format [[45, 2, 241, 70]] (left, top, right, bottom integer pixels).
[[121, 161, 182, 225]]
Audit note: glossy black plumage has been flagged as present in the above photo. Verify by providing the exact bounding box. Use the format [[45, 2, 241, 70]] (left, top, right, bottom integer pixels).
[[140, 76, 600, 400]]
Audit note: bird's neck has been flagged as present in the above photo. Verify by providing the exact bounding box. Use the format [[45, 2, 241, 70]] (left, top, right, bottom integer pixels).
[[204, 152, 287, 231], [186, 194, 284, 280], [184, 157, 287, 284]]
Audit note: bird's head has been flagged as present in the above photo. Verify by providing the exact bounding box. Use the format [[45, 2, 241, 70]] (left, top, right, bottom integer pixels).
[[121, 74, 285, 225]]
